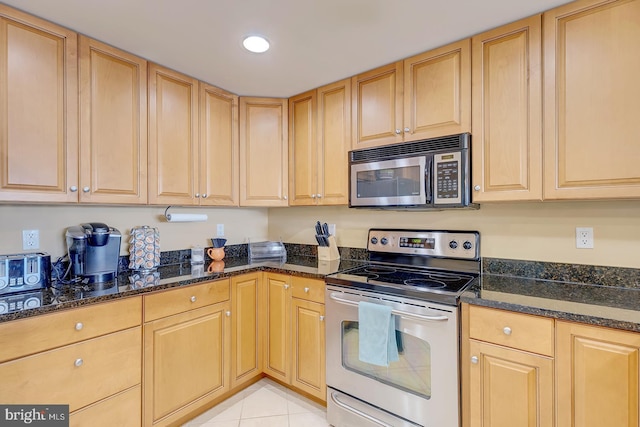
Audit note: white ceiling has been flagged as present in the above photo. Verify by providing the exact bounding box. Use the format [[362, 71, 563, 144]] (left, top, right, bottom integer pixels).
[[3, 0, 571, 97]]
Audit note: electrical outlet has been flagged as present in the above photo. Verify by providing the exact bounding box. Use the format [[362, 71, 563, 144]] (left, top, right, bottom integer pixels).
[[216, 224, 224, 236], [22, 229, 39, 250], [576, 227, 594, 249]]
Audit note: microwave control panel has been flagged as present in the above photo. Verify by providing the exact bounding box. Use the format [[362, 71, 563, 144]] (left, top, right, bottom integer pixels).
[[433, 151, 462, 204]]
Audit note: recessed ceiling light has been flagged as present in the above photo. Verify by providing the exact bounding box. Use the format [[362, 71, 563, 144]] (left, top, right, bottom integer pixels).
[[242, 35, 270, 53]]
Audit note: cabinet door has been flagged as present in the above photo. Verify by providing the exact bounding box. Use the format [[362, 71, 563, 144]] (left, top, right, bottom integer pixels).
[[404, 39, 471, 142], [543, 0, 640, 199], [351, 62, 403, 149], [557, 321, 640, 427], [288, 90, 317, 206], [148, 63, 198, 205], [79, 36, 147, 204], [230, 273, 263, 388], [317, 78, 351, 205], [468, 340, 553, 427], [291, 298, 326, 401], [263, 273, 291, 383], [0, 5, 78, 202], [239, 97, 289, 206], [200, 83, 239, 206], [143, 302, 230, 427], [471, 16, 542, 202]]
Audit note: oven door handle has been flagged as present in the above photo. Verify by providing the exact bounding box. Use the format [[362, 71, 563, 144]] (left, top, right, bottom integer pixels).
[[329, 293, 449, 322], [330, 391, 395, 427]]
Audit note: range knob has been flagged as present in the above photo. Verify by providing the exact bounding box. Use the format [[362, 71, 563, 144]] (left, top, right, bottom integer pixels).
[[449, 240, 458, 249], [380, 237, 388, 245], [370, 237, 378, 245], [463, 241, 473, 250]]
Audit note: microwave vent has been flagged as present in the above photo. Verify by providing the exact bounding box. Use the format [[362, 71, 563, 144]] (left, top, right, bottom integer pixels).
[[350, 133, 470, 162]]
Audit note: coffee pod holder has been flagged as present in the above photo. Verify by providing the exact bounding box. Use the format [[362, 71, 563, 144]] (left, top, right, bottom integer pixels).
[[318, 235, 340, 261]]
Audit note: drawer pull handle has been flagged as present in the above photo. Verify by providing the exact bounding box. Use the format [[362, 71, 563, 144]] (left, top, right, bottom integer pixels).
[[74, 358, 83, 367], [75, 322, 83, 331], [471, 356, 478, 364], [503, 326, 512, 335], [304, 287, 310, 293], [190, 296, 197, 303]]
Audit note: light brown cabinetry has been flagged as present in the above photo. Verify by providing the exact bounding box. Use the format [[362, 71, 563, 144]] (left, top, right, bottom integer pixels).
[[263, 272, 292, 382], [352, 39, 470, 150], [239, 97, 289, 206], [0, 5, 78, 202], [143, 280, 231, 427], [0, 298, 142, 424], [543, 0, 640, 200], [289, 79, 351, 206], [79, 36, 148, 204], [556, 320, 640, 427], [471, 16, 543, 202], [230, 273, 263, 388], [462, 304, 554, 427]]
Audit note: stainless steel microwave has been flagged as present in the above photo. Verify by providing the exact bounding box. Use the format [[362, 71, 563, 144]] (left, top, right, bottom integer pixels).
[[349, 133, 476, 210]]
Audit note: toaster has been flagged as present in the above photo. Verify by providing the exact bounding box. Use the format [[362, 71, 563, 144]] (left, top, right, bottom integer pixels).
[[0, 252, 51, 295]]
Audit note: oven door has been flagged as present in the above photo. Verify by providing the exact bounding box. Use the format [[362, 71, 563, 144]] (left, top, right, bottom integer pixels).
[[325, 285, 460, 427], [350, 157, 428, 207]]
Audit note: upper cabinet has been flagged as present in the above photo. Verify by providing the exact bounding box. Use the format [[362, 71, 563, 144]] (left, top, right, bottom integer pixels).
[[471, 15, 543, 202], [0, 5, 78, 203], [352, 39, 471, 150], [543, 0, 640, 200], [288, 79, 351, 206], [79, 36, 148, 204], [239, 97, 289, 207]]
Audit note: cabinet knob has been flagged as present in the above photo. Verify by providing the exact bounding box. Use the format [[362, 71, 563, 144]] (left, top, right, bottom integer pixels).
[[283, 196, 288, 200], [395, 129, 401, 135], [316, 194, 322, 199], [471, 356, 478, 364], [82, 186, 90, 193], [226, 311, 231, 317], [319, 315, 325, 322], [284, 284, 290, 290], [311, 194, 316, 199], [190, 296, 197, 303], [474, 185, 481, 191], [74, 358, 83, 367], [195, 193, 200, 198], [503, 326, 512, 335], [75, 322, 83, 331], [304, 287, 310, 293], [70, 186, 78, 192], [202, 194, 208, 198], [404, 127, 410, 133]]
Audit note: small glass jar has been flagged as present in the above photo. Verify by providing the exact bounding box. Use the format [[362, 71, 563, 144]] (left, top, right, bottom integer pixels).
[[191, 246, 204, 264]]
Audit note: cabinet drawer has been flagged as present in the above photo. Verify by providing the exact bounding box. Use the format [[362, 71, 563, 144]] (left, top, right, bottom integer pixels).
[[144, 279, 230, 322], [0, 326, 141, 412], [0, 296, 141, 363], [70, 385, 141, 427], [291, 276, 325, 303], [468, 305, 554, 356]]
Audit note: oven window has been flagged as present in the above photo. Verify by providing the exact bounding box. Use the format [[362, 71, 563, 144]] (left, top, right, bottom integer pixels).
[[356, 166, 422, 199], [341, 320, 431, 399]]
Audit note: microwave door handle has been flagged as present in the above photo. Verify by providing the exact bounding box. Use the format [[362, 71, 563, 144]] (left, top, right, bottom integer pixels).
[[425, 157, 433, 203]]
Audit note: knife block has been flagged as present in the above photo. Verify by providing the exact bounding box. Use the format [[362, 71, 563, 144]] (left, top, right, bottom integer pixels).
[[318, 235, 340, 261]]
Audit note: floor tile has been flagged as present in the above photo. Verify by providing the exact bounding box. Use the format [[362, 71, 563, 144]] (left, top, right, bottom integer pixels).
[[239, 415, 289, 427], [289, 412, 332, 427], [240, 387, 289, 419]]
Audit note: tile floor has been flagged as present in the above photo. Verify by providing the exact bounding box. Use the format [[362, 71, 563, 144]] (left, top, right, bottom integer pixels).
[[182, 378, 331, 427]]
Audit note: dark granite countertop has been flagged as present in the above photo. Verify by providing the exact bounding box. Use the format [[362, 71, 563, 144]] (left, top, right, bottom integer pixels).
[[462, 259, 640, 333], [0, 255, 366, 324]]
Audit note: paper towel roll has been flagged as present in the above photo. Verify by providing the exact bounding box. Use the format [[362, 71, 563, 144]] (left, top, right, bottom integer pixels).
[[165, 213, 208, 222]]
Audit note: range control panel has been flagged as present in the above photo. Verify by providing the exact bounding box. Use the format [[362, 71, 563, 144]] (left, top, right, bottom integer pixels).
[[367, 229, 479, 260]]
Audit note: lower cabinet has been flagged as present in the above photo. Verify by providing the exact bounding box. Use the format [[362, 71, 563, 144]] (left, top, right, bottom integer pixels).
[[263, 272, 327, 401], [143, 280, 231, 427]]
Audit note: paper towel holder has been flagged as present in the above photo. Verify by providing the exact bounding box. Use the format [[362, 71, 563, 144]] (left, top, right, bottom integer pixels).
[[164, 206, 208, 223]]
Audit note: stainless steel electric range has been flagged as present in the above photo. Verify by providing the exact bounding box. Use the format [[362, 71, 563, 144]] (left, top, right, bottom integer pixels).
[[325, 228, 480, 427]]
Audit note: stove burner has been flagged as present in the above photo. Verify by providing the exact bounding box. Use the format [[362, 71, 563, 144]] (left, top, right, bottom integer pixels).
[[403, 278, 447, 289], [426, 273, 465, 283], [364, 266, 396, 275]]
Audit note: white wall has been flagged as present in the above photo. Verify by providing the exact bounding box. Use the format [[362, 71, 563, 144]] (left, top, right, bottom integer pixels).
[[268, 201, 640, 268], [0, 205, 268, 259]]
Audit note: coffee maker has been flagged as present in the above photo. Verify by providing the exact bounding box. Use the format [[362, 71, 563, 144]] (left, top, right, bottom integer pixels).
[[66, 223, 121, 283]]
